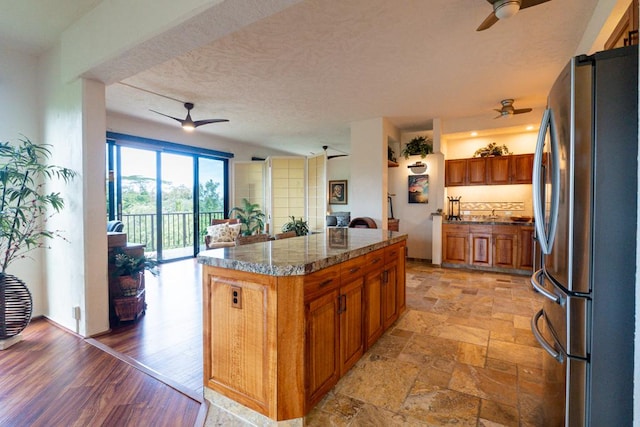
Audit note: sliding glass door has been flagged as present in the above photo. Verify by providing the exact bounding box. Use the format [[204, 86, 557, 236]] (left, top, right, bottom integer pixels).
[[106, 133, 231, 261]]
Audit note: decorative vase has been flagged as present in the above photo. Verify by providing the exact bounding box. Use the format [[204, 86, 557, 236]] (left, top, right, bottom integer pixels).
[[0, 273, 33, 340]]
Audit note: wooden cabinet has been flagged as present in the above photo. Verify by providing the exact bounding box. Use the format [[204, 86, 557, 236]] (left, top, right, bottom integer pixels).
[[364, 250, 384, 349], [605, 0, 638, 50], [492, 226, 518, 269], [469, 226, 492, 267], [467, 158, 487, 185], [511, 154, 534, 184], [445, 159, 467, 186], [443, 223, 531, 273], [306, 287, 340, 406], [517, 226, 535, 271], [442, 224, 470, 264], [487, 156, 511, 185], [445, 154, 534, 186], [338, 258, 365, 376]]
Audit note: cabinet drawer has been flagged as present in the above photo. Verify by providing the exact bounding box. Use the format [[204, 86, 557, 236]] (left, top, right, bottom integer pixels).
[[443, 224, 469, 233], [340, 255, 366, 283], [304, 264, 340, 299], [384, 242, 405, 263], [469, 224, 491, 234], [365, 249, 385, 270]]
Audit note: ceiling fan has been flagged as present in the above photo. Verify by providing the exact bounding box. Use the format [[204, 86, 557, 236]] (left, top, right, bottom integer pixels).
[[494, 99, 532, 118], [150, 102, 228, 131], [322, 145, 349, 160], [477, 0, 551, 31]]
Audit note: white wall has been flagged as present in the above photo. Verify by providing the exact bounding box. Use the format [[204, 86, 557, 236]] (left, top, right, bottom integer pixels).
[[0, 46, 45, 315]]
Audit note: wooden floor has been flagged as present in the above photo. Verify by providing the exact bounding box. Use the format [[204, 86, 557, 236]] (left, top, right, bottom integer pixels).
[[0, 317, 204, 427]]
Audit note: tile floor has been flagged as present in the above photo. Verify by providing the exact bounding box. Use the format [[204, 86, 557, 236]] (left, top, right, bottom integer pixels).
[[304, 261, 550, 426]]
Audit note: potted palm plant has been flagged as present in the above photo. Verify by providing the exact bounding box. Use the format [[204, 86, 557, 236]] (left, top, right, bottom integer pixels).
[[0, 137, 76, 342], [281, 216, 309, 236], [229, 199, 266, 236]]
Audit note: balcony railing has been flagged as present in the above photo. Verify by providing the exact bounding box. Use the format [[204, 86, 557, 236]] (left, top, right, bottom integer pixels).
[[119, 211, 224, 252]]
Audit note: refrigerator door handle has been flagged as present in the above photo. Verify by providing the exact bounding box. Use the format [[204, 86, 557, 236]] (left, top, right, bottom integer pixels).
[[532, 108, 560, 255], [530, 268, 564, 305], [531, 309, 564, 362]]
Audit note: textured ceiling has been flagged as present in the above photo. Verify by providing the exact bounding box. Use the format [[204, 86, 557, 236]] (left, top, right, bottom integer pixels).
[[0, 0, 603, 156], [106, 0, 600, 155]]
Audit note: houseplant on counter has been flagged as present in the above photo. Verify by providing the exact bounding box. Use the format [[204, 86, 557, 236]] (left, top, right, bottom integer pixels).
[[281, 216, 309, 236], [0, 137, 76, 344], [401, 136, 433, 159], [229, 198, 266, 236]]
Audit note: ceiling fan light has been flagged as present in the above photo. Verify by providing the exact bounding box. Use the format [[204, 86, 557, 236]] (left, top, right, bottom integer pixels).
[[495, 0, 520, 20], [182, 123, 195, 132]]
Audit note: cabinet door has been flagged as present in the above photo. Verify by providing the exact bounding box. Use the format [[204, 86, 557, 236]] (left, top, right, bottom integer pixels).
[[487, 156, 511, 185], [493, 226, 518, 269], [339, 277, 364, 375], [382, 263, 398, 330], [387, 242, 406, 315], [511, 154, 534, 184], [442, 225, 469, 264], [445, 159, 467, 186], [470, 227, 492, 267], [467, 158, 487, 185], [517, 226, 535, 271], [306, 288, 340, 408], [364, 250, 384, 349]]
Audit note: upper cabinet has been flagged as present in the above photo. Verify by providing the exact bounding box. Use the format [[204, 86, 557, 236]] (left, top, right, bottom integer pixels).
[[605, 0, 638, 50], [445, 154, 533, 187]]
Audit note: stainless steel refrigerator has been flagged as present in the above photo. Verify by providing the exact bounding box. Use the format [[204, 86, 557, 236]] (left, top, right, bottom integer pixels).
[[530, 45, 637, 426]]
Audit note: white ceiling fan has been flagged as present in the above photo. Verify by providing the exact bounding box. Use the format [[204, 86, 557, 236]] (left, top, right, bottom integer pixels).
[[477, 0, 552, 31]]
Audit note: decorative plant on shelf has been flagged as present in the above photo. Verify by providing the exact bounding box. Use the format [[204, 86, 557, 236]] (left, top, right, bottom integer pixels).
[[0, 137, 76, 341], [112, 250, 158, 296], [229, 198, 266, 236], [388, 146, 397, 163], [473, 142, 512, 157], [401, 136, 433, 159], [281, 216, 309, 236]]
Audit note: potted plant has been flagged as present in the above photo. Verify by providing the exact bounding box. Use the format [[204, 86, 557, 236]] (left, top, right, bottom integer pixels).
[[112, 250, 158, 296], [229, 199, 266, 236], [281, 216, 309, 236], [0, 137, 76, 341], [473, 142, 511, 157], [401, 136, 433, 159]]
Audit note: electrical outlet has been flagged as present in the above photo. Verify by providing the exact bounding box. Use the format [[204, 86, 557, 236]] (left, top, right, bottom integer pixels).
[[231, 286, 242, 309], [72, 306, 81, 320]]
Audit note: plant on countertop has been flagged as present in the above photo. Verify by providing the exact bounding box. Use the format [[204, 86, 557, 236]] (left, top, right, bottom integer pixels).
[[401, 136, 433, 159], [473, 142, 512, 158], [229, 198, 266, 236], [281, 216, 309, 236], [0, 137, 77, 273]]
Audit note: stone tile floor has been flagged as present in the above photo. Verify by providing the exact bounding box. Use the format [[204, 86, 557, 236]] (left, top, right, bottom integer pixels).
[[305, 261, 550, 426]]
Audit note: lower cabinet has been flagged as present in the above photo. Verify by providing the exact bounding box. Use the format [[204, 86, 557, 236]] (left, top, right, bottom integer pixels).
[[306, 242, 406, 410], [443, 223, 531, 273]]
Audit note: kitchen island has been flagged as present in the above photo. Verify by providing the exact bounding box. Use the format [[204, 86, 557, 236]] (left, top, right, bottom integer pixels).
[[197, 228, 407, 422]]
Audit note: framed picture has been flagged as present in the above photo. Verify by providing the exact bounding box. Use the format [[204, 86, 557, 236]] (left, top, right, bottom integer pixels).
[[328, 227, 348, 248], [408, 174, 429, 204], [329, 180, 348, 205]]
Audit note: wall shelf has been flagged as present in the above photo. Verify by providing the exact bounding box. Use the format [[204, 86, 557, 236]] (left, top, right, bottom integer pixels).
[[388, 160, 399, 168]]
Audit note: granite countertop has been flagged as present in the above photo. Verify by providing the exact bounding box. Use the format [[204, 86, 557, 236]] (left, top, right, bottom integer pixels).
[[197, 228, 408, 276], [443, 217, 534, 226]]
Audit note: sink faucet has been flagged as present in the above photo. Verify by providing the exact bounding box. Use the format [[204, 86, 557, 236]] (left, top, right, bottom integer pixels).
[[491, 209, 495, 216]]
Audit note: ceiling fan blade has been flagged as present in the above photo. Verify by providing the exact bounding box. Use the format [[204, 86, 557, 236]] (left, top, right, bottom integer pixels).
[[150, 109, 183, 123], [520, 0, 551, 10], [193, 119, 230, 127], [513, 108, 533, 114], [477, 12, 499, 31], [328, 154, 349, 159], [494, 114, 506, 119]]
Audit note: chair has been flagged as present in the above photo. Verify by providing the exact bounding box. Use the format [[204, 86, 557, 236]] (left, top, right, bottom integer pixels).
[[236, 233, 272, 246], [107, 220, 124, 232], [348, 217, 378, 228], [274, 231, 297, 240]]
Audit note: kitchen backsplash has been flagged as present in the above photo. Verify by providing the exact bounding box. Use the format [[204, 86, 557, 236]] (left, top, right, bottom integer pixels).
[[460, 201, 525, 212]]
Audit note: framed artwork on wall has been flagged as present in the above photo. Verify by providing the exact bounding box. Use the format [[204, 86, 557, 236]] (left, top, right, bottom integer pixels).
[[329, 180, 348, 205], [408, 174, 429, 204]]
